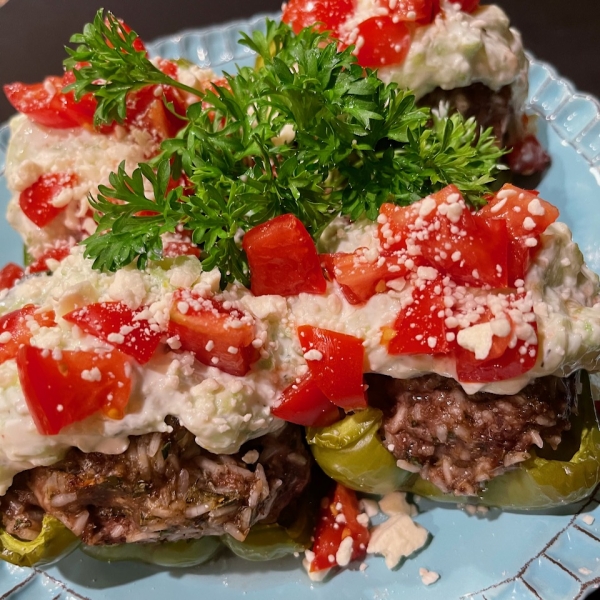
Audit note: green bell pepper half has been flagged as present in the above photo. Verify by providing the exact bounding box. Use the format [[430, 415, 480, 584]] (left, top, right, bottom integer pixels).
[[306, 407, 416, 494], [307, 371, 600, 509], [0, 515, 79, 568], [81, 536, 222, 567], [222, 523, 306, 561], [222, 493, 315, 561]]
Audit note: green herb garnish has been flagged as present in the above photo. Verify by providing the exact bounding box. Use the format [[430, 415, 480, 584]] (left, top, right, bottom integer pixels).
[[64, 11, 203, 127], [66, 11, 504, 287]]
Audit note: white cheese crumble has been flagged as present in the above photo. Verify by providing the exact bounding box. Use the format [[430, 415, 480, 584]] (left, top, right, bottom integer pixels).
[[378, 491, 418, 517], [367, 513, 429, 569], [580, 514, 595, 526], [81, 367, 102, 382], [419, 567, 440, 586], [335, 536, 354, 567]]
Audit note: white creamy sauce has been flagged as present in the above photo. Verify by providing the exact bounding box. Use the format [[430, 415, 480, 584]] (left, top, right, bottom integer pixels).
[[4, 115, 153, 257], [376, 2, 528, 107]]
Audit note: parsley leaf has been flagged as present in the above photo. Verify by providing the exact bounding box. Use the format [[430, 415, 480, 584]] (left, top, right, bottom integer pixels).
[[64, 10, 202, 127], [75, 16, 505, 287]]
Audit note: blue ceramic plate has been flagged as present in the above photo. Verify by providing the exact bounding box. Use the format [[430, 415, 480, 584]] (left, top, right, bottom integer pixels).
[[1, 13, 600, 600]]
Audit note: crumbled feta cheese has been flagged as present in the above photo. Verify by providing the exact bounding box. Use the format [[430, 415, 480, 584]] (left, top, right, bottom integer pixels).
[[81, 367, 102, 382], [580, 514, 595, 526], [419, 567, 440, 586], [304, 349, 324, 361], [335, 536, 354, 567], [367, 513, 429, 569], [241, 450, 259, 464], [379, 491, 418, 517]]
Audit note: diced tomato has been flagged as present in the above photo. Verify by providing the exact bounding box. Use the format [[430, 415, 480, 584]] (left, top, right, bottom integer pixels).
[[60, 70, 99, 128], [19, 172, 78, 228], [168, 289, 258, 376], [321, 250, 410, 305], [354, 17, 412, 68], [385, 275, 451, 355], [479, 184, 559, 239], [124, 84, 186, 141], [380, 185, 509, 288], [0, 305, 55, 365], [455, 0, 480, 13], [310, 483, 370, 572], [107, 18, 147, 54], [4, 74, 97, 130], [378, 0, 436, 23], [477, 183, 559, 238], [63, 302, 161, 365], [506, 132, 550, 176], [17, 345, 133, 435], [0, 263, 24, 291], [456, 322, 538, 383], [297, 325, 366, 409], [242, 214, 327, 297], [477, 184, 559, 284], [282, 0, 353, 35], [27, 242, 73, 274], [272, 373, 341, 427]]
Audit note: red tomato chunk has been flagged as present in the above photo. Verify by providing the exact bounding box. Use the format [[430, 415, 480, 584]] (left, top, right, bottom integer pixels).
[[168, 289, 258, 376], [19, 172, 78, 228], [27, 242, 73, 274], [385, 274, 451, 355], [17, 345, 133, 435], [477, 184, 559, 285], [321, 250, 410, 305], [63, 302, 161, 365], [282, 0, 353, 35], [298, 325, 366, 410], [454, 298, 538, 383], [271, 373, 341, 427], [379, 185, 509, 288], [354, 17, 412, 68], [0, 263, 24, 291], [243, 214, 327, 297], [4, 74, 96, 130], [310, 483, 370, 573], [378, 0, 437, 23], [0, 305, 55, 365], [506, 134, 551, 176]]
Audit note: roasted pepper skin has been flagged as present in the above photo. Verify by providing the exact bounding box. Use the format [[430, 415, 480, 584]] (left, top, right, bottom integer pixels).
[[81, 537, 222, 567], [0, 515, 79, 567], [307, 372, 600, 509], [222, 490, 315, 560], [222, 523, 306, 561], [307, 408, 415, 494]]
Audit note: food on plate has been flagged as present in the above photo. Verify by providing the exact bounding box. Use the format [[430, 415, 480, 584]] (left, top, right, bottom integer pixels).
[[0, 12, 599, 578], [282, 0, 550, 175]]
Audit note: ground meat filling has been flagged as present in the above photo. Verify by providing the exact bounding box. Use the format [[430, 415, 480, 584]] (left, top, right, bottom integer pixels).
[[0, 419, 311, 545], [367, 374, 575, 496], [417, 83, 551, 175], [419, 83, 518, 147]]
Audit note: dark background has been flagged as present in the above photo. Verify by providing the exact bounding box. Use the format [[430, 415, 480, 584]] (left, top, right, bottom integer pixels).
[[1, 0, 600, 123], [0, 2, 599, 599]]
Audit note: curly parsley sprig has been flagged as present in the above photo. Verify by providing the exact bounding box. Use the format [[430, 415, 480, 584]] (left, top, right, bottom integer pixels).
[[64, 10, 203, 127], [72, 16, 505, 287]]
